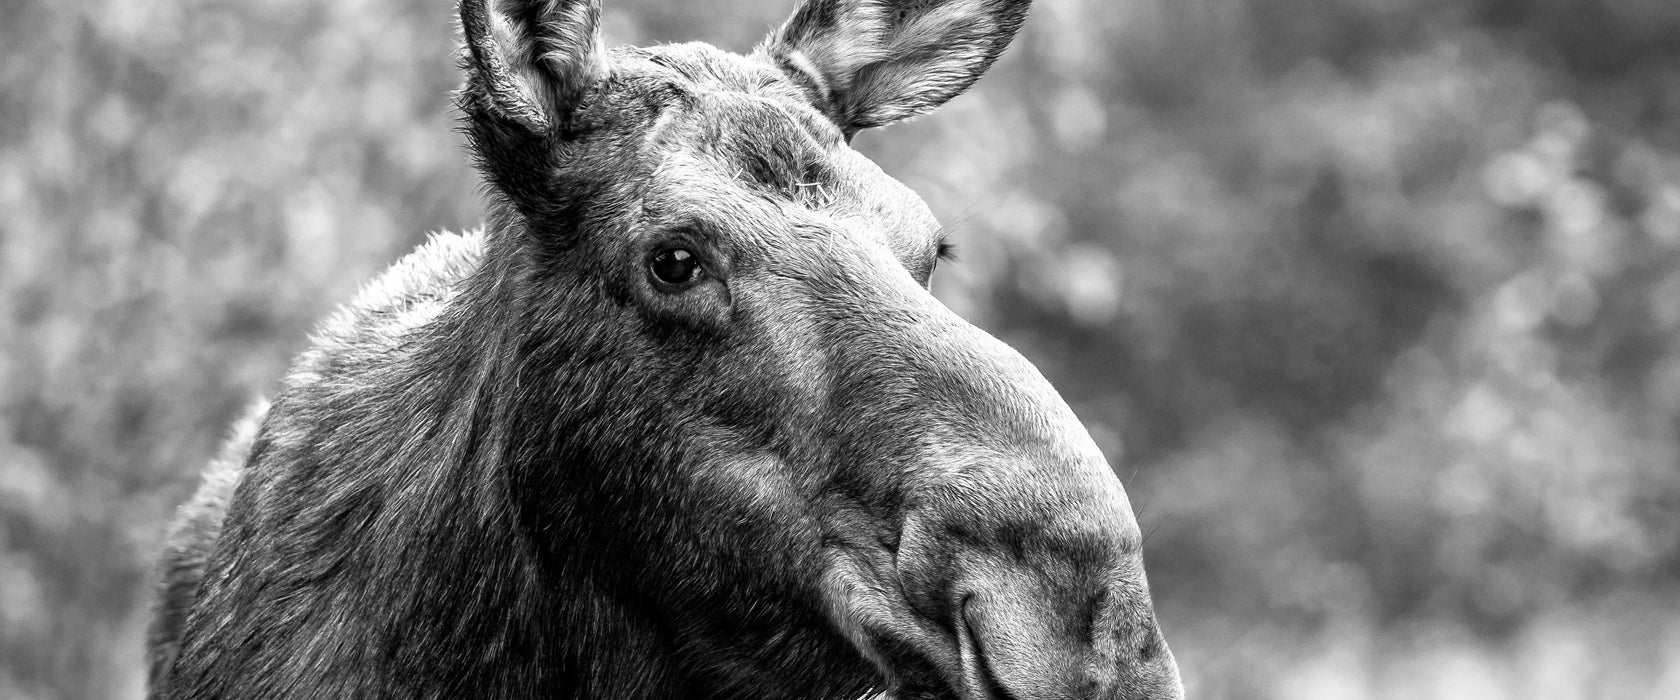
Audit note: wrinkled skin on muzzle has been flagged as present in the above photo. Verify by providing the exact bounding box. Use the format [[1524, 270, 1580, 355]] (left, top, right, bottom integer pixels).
[[729, 231, 1183, 699]]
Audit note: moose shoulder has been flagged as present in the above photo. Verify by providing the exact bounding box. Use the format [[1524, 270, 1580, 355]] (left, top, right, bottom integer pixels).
[[147, 0, 1182, 698]]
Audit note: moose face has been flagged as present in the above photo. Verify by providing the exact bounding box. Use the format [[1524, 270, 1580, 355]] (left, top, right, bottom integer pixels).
[[459, 1, 1181, 698]]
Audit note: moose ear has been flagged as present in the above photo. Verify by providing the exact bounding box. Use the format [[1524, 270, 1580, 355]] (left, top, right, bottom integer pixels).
[[758, 0, 1032, 135], [459, 0, 606, 134]]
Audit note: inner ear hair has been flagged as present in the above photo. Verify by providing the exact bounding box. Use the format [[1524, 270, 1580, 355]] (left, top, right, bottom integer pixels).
[[458, 0, 607, 135], [757, 0, 1032, 134], [776, 50, 837, 109]]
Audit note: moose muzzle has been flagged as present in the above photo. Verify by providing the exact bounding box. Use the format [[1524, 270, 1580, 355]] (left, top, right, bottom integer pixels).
[[891, 480, 1184, 700]]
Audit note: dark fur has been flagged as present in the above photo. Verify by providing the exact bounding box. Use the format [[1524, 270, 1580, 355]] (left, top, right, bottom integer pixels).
[[148, 1, 1182, 698]]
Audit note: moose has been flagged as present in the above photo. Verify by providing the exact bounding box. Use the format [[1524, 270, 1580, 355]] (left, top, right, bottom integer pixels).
[[147, 0, 1182, 697]]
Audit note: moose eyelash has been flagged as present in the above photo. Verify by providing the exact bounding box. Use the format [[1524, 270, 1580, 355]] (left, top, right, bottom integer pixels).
[[935, 241, 958, 262]]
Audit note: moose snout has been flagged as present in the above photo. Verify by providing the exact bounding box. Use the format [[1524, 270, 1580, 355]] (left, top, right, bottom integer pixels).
[[892, 485, 1183, 700], [950, 576, 1182, 700], [809, 296, 1181, 698]]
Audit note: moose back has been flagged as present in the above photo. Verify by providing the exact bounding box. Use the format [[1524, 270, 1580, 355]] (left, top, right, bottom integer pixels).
[[147, 0, 1182, 698]]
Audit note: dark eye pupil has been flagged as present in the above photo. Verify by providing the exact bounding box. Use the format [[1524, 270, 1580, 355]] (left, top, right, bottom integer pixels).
[[650, 248, 700, 286]]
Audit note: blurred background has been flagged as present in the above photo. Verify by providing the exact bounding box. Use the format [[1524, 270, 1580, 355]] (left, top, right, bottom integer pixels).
[[5, 0, 1680, 697]]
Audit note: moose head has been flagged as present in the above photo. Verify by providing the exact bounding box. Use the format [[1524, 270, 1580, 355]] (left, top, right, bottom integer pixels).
[[153, 1, 1182, 699], [453, 0, 1182, 697]]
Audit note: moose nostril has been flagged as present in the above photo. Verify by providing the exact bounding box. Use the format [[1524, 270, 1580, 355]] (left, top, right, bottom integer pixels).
[[959, 597, 1022, 700]]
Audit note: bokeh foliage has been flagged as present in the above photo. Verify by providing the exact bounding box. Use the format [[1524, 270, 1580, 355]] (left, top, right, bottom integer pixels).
[[4, 0, 1680, 697]]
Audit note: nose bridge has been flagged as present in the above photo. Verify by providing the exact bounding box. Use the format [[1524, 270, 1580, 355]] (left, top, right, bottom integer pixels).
[[810, 238, 1141, 578], [886, 281, 1130, 520], [820, 244, 1104, 458], [804, 231, 1136, 524]]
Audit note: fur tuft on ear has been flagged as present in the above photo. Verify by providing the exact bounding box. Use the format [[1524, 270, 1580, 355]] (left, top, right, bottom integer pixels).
[[459, 0, 607, 134], [758, 0, 1031, 135]]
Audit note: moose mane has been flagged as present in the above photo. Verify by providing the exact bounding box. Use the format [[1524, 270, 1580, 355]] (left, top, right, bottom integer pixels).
[[163, 229, 548, 696]]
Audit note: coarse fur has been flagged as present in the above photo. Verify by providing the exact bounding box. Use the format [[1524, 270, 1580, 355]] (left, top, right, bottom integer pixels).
[[148, 1, 1183, 699]]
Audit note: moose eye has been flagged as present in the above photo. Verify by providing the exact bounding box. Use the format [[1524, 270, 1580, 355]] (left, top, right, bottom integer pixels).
[[648, 247, 703, 289]]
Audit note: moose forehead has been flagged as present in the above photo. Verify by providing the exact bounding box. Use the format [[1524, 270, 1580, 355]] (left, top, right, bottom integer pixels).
[[597, 43, 942, 263]]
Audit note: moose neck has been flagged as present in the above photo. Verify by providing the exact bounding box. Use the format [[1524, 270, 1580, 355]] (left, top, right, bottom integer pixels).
[[173, 213, 692, 699], [341, 215, 696, 698]]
